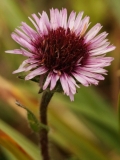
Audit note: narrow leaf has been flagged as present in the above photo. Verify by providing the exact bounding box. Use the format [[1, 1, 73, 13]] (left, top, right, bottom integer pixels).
[[16, 101, 49, 132], [0, 120, 41, 160]]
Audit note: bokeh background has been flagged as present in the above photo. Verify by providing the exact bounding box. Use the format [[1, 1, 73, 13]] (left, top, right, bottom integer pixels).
[[0, 0, 120, 160]]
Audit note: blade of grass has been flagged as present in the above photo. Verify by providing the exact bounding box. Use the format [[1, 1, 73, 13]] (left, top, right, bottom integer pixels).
[[66, 87, 120, 153], [1, 147, 17, 160], [118, 93, 120, 132], [49, 108, 109, 160], [0, 120, 41, 160]]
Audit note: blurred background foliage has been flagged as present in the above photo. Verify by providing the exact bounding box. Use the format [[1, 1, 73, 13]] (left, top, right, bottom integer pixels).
[[0, 0, 120, 160]]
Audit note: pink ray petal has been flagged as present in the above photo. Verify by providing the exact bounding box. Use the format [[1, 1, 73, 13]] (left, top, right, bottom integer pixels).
[[43, 72, 52, 90], [25, 67, 48, 80], [68, 11, 76, 30], [60, 74, 69, 96], [15, 29, 31, 42], [50, 73, 59, 90], [61, 8, 67, 28], [13, 59, 30, 74], [85, 23, 102, 43], [5, 49, 22, 54], [69, 90, 74, 101], [74, 11, 84, 32], [72, 72, 89, 86]]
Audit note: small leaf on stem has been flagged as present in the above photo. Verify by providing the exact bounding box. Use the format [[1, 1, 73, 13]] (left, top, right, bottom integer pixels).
[[15, 100, 49, 132]]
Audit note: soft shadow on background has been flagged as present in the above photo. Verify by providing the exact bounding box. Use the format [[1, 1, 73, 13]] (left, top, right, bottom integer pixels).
[[0, 0, 120, 160]]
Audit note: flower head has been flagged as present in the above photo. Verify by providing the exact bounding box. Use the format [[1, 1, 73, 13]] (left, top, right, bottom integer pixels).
[[6, 8, 115, 101]]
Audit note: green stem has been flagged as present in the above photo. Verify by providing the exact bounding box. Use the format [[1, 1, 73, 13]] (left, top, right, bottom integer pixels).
[[39, 90, 54, 160]]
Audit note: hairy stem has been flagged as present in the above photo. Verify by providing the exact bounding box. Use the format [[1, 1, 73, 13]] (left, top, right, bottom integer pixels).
[[39, 90, 54, 160]]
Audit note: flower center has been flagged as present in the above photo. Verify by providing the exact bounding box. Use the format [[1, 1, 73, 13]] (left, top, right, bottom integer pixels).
[[34, 27, 89, 74]]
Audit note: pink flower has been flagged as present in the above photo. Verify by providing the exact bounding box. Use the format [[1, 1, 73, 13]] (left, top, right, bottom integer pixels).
[[6, 8, 115, 101]]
